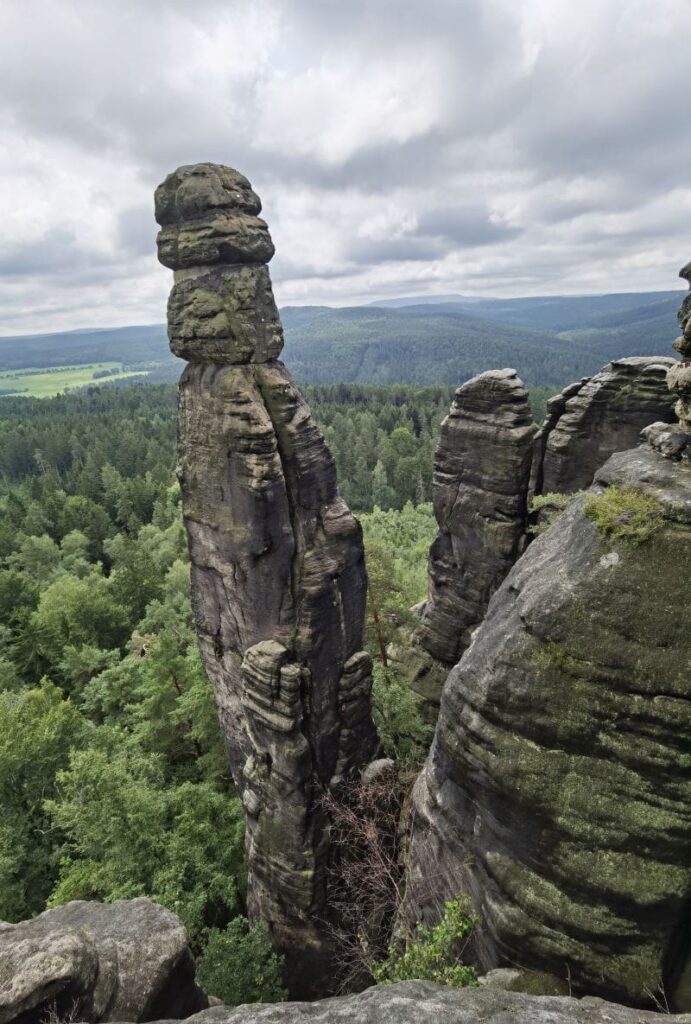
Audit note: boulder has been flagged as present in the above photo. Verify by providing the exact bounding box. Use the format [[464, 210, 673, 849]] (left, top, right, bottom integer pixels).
[[0, 899, 205, 1024]]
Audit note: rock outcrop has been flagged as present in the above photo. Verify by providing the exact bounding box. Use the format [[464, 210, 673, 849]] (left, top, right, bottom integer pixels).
[[417, 369, 536, 673], [531, 356, 676, 496], [407, 282, 691, 1012], [166, 981, 691, 1024], [154, 164, 377, 995], [0, 899, 206, 1024], [407, 442, 691, 1010]]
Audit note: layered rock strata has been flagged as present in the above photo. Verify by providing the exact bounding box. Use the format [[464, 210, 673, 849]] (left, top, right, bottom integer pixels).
[[0, 899, 206, 1024], [417, 369, 536, 671], [155, 164, 377, 994], [531, 356, 676, 496], [406, 283, 691, 1010]]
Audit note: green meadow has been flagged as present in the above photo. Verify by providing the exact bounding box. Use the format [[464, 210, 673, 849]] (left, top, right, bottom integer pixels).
[[0, 362, 146, 397]]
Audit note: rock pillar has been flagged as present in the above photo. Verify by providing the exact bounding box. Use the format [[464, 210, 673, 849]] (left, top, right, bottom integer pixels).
[[154, 164, 378, 995]]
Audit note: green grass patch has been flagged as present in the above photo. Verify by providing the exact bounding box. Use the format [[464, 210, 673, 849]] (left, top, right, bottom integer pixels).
[[584, 485, 664, 544], [0, 363, 147, 398]]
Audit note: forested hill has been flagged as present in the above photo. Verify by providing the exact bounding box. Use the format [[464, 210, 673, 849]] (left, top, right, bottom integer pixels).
[[0, 324, 170, 372], [370, 289, 679, 330], [0, 288, 681, 389]]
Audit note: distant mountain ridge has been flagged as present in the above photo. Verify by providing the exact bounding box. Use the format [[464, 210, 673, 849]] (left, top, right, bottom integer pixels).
[[0, 288, 681, 389]]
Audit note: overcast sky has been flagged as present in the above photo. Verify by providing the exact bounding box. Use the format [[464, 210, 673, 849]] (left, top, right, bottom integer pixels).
[[1, 0, 690, 335]]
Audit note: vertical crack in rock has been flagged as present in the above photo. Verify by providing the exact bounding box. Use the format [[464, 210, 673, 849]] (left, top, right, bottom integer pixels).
[[406, 273, 691, 1011], [154, 164, 377, 996], [416, 369, 537, 677]]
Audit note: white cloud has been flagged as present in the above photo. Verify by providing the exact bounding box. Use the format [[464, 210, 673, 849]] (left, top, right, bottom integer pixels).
[[0, 0, 690, 334]]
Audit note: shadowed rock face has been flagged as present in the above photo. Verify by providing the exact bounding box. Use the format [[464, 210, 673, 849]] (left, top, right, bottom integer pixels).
[[154, 163, 377, 996], [406, 284, 691, 1011], [531, 356, 676, 496], [418, 369, 536, 670]]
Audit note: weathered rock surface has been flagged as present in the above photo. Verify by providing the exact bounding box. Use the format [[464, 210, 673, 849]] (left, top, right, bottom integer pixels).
[[144, 981, 691, 1024], [532, 356, 676, 495], [155, 166, 282, 364], [407, 440, 691, 1010], [155, 164, 377, 996], [0, 899, 205, 1024], [417, 369, 536, 674]]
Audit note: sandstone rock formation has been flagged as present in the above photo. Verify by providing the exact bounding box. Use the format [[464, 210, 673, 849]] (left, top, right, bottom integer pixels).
[[417, 369, 536, 672], [171, 980, 691, 1024], [154, 164, 377, 995], [0, 899, 206, 1024], [407, 289, 691, 1018], [531, 356, 676, 496], [407, 442, 691, 1010]]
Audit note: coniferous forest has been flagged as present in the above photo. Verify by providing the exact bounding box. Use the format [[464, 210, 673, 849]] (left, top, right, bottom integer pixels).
[[0, 379, 500, 1001]]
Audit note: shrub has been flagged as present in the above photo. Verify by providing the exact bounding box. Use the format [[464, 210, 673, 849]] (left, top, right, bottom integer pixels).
[[372, 896, 479, 988], [322, 773, 409, 989], [583, 486, 664, 544], [196, 919, 286, 1006]]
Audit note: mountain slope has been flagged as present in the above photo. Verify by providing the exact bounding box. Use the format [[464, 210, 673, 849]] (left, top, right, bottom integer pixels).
[[0, 324, 173, 372], [371, 290, 682, 331], [0, 289, 679, 390]]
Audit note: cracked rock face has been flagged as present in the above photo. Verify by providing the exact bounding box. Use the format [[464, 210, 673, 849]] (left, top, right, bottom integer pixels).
[[531, 356, 676, 496], [155, 164, 377, 996], [407, 440, 691, 1011], [417, 368, 536, 671]]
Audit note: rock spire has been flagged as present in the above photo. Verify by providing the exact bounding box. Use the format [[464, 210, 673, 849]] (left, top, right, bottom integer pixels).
[[417, 368, 536, 670], [154, 163, 377, 996]]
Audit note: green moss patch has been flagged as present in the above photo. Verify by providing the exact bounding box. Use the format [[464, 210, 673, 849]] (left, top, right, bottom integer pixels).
[[583, 486, 664, 544]]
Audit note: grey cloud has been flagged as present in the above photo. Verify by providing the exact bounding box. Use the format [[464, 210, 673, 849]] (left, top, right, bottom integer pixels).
[[417, 207, 523, 247], [342, 235, 451, 265], [1, 0, 691, 333], [117, 205, 159, 257], [0, 229, 106, 278]]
